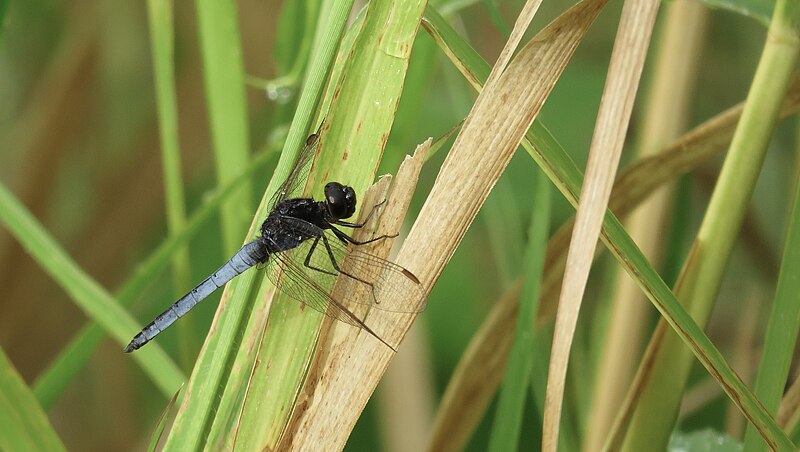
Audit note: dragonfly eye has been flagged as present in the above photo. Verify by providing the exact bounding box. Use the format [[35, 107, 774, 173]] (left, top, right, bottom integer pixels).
[[324, 182, 357, 219]]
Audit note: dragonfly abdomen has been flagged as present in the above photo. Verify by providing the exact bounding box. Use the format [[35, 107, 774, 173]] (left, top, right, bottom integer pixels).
[[124, 240, 267, 352]]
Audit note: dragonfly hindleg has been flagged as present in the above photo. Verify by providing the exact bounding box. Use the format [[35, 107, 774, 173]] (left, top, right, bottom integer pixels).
[[317, 233, 380, 305]]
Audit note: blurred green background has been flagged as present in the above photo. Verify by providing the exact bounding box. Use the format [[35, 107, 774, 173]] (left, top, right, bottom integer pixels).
[[0, 0, 795, 450]]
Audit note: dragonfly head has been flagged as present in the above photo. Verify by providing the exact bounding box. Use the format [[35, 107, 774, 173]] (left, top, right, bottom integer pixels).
[[324, 182, 357, 220]]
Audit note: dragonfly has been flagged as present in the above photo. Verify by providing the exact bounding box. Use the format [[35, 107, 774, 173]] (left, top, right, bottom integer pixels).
[[125, 127, 426, 353]]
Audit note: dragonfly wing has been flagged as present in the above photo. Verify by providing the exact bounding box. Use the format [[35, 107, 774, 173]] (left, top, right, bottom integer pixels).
[[264, 234, 368, 329], [272, 217, 426, 314], [267, 128, 322, 210]]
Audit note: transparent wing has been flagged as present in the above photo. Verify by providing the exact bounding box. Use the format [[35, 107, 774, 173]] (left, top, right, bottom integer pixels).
[[265, 244, 368, 329], [264, 217, 426, 316], [267, 130, 322, 210]]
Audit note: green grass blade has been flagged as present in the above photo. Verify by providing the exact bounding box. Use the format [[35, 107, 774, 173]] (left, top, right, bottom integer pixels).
[[743, 6, 800, 449], [202, 8, 371, 443], [224, 0, 426, 448], [482, 177, 524, 287], [162, 1, 356, 448], [31, 143, 279, 410], [195, 0, 252, 255], [384, 8, 440, 172], [0, 347, 66, 452], [481, 0, 511, 37], [743, 145, 800, 451], [488, 170, 551, 452], [532, 94, 796, 452], [529, 322, 580, 451], [532, 48, 795, 452], [146, 0, 194, 369], [0, 0, 7, 37], [146, 385, 182, 452], [423, 5, 793, 449], [0, 181, 185, 399], [623, 1, 800, 449], [701, 0, 773, 28], [270, 1, 320, 94]]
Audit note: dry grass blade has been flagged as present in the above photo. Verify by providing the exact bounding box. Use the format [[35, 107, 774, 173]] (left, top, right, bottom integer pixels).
[[483, 0, 542, 87], [778, 373, 800, 431], [584, 1, 707, 444], [414, 1, 607, 448], [539, 73, 800, 316], [543, 1, 659, 450], [374, 310, 435, 452], [404, 0, 606, 288], [427, 75, 800, 451], [270, 140, 430, 451], [262, 2, 607, 444]]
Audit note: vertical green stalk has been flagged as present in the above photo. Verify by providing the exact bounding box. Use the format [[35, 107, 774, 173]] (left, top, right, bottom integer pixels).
[[162, 1, 355, 449], [195, 0, 252, 255], [483, 177, 524, 287], [146, 0, 194, 369], [743, 22, 800, 452], [0, 0, 7, 36], [622, 0, 800, 449], [488, 170, 551, 452], [223, 0, 426, 448]]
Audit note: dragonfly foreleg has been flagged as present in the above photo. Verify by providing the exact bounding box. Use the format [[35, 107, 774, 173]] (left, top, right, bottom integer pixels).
[[329, 225, 396, 246], [333, 199, 387, 228]]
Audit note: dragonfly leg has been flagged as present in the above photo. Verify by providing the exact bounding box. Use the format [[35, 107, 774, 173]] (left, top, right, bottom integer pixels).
[[303, 236, 396, 351], [334, 199, 387, 228], [303, 235, 339, 278], [319, 233, 380, 305], [329, 225, 396, 246]]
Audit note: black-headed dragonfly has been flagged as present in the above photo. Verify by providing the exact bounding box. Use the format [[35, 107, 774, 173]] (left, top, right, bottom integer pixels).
[[125, 127, 425, 353]]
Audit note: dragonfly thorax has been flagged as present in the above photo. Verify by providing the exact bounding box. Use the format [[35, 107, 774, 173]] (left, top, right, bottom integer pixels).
[[261, 199, 323, 241]]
